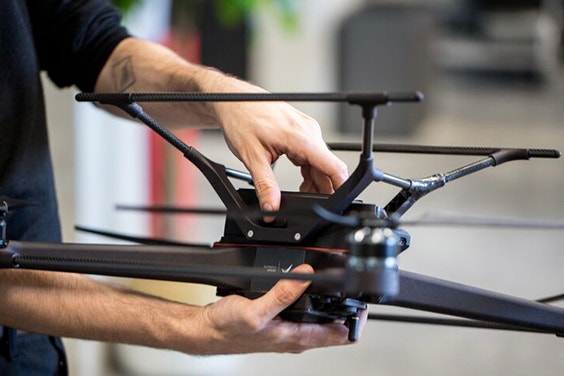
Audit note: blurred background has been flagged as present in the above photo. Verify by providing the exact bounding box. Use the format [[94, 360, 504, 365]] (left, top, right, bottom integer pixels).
[[44, 0, 564, 375]]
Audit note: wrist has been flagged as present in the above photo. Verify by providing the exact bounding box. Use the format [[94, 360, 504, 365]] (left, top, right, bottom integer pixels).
[[156, 302, 216, 355]]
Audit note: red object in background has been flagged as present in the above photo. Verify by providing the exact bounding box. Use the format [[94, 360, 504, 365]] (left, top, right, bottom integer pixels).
[[148, 27, 201, 240]]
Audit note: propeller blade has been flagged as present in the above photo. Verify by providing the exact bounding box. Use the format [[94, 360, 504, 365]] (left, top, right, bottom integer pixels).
[[537, 294, 564, 304], [116, 203, 307, 220], [401, 211, 564, 229], [75, 226, 213, 248], [308, 206, 564, 231], [117, 203, 564, 231], [368, 313, 548, 333], [116, 204, 227, 216]]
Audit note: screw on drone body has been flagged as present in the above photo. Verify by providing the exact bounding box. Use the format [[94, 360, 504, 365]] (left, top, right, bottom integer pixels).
[[345, 227, 400, 297], [246, 230, 254, 238], [294, 233, 301, 241]]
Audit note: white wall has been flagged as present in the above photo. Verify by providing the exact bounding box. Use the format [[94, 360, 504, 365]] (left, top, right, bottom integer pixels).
[[250, 0, 364, 130]]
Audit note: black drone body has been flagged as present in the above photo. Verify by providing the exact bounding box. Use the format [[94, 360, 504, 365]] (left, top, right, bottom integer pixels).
[[1, 90, 564, 343], [215, 189, 410, 336]]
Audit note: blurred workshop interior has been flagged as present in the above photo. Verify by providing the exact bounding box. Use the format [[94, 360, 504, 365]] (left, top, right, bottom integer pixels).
[[44, 0, 564, 375]]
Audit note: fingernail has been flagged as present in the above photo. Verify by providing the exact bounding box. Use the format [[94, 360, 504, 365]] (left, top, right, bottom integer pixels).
[[262, 204, 275, 223]]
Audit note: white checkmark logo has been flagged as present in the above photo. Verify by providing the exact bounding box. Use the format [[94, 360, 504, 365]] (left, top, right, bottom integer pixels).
[[281, 264, 293, 273]]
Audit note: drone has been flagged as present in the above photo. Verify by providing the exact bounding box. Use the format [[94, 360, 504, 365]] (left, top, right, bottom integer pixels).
[[1, 90, 564, 342]]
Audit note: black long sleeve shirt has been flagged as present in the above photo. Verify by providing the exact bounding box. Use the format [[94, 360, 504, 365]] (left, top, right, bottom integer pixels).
[[0, 0, 129, 372], [0, 0, 129, 242]]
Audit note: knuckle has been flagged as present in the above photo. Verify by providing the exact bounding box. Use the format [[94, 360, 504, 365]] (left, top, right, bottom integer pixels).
[[240, 311, 263, 332], [253, 179, 276, 195], [273, 283, 298, 306], [338, 160, 349, 175]]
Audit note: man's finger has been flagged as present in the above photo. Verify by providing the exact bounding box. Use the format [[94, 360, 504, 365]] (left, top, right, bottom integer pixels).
[[249, 164, 281, 221], [309, 151, 349, 190], [291, 145, 348, 191], [250, 264, 313, 323]]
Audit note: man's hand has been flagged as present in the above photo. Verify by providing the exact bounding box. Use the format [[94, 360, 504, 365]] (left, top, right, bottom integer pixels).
[[185, 264, 365, 355], [206, 78, 348, 213], [0, 267, 365, 356], [96, 38, 349, 213]]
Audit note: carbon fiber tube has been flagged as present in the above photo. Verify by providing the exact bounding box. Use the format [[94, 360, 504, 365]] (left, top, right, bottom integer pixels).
[[328, 143, 561, 159], [75, 91, 423, 105]]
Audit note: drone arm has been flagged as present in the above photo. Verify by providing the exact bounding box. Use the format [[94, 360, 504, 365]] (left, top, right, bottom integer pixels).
[[441, 147, 536, 184], [323, 103, 387, 214], [379, 270, 564, 335], [328, 143, 561, 159], [443, 157, 496, 183], [109, 101, 259, 224], [183, 147, 251, 214], [318, 97, 430, 216], [225, 168, 253, 184], [380, 173, 411, 189], [383, 148, 536, 219], [75, 91, 424, 243], [324, 157, 384, 213], [0, 241, 345, 290], [0, 241, 254, 288], [383, 174, 447, 219]]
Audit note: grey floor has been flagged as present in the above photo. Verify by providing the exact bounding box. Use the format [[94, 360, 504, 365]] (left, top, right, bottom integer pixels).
[[101, 68, 564, 376]]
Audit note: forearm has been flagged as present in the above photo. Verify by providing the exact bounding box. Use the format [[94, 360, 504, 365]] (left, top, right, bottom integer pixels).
[[0, 266, 357, 355], [94, 37, 248, 128], [0, 270, 203, 352]]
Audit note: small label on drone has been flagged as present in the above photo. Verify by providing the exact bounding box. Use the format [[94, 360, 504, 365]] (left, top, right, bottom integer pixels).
[[252, 247, 306, 291]]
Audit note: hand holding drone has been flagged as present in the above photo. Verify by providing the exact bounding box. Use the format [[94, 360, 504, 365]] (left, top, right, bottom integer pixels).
[[208, 87, 350, 215], [1, 90, 563, 344]]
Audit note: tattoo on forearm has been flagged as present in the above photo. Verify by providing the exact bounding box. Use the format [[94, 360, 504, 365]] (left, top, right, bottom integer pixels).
[[112, 56, 136, 92]]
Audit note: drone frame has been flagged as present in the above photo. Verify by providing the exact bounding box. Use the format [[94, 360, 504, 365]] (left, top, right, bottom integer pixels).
[[1, 91, 564, 342]]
